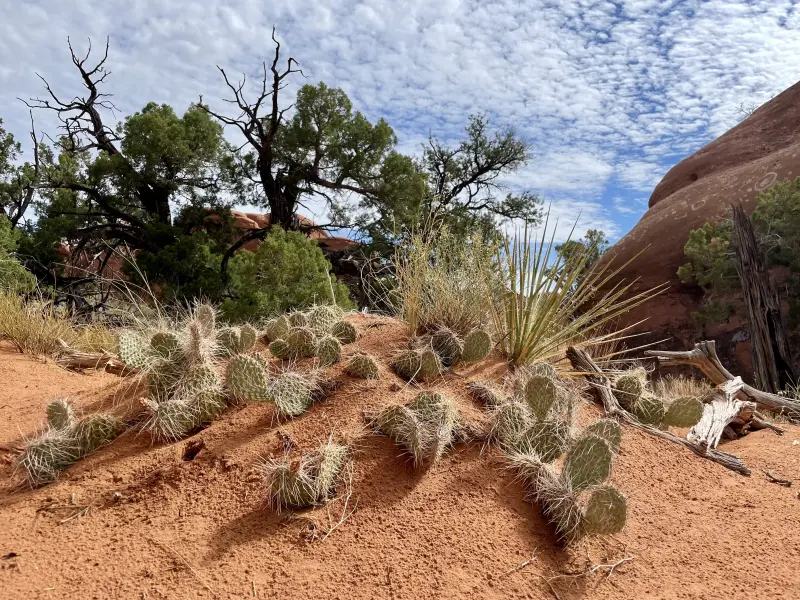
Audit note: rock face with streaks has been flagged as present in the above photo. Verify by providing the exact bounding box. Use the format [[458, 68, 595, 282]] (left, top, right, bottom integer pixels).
[[602, 80, 800, 374]]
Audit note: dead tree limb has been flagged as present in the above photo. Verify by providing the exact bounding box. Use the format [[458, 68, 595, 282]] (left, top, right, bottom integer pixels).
[[688, 378, 756, 450], [731, 204, 795, 392], [55, 339, 133, 376], [645, 341, 800, 420], [566, 346, 751, 476]]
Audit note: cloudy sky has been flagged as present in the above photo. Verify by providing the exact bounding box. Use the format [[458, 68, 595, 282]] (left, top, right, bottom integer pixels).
[[1, 0, 799, 241]]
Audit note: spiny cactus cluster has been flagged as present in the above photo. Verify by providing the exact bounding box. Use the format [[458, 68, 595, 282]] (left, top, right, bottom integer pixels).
[[612, 369, 704, 429], [392, 325, 492, 381], [217, 324, 258, 357], [508, 423, 627, 543], [372, 391, 459, 466], [261, 439, 348, 510], [345, 353, 380, 379], [16, 398, 124, 487], [265, 305, 357, 365]]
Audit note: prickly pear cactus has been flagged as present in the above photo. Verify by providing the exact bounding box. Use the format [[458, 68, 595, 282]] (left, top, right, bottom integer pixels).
[[147, 359, 181, 403], [195, 304, 216, 337], [530, 362, 558, 379], [265, 458, 318, 509], [265, 315, 291, 342], [73, 413, 124, 455], [286, 327, 317, 358], [146, 398, 200, 442], [217, 327, 241, 357], [226, 355, 270, 401], [461, 329, 492, 362], [630, 393, 666, 426], [391, 349, 421, 380], [313, 441, 348, 499], [182, 363, 222, 395], [16, 431, 83, 487], [316, 335, 342, 367], [269, 339, 292, 360], [430, 327, 464, 367], [331, 320, 358, 344], [524, 419, 570, 464], [150, 331, 181, 360], [288, 311, 310, 328], [663, 396, 704, 428], [118, 331, 150, 369], [491, 400, 533, 449], [585, 418, 622, 454], [418, 349, 442, 380], [466, 381, 504, 407], [194, 388, 226, 423], [309, 305, 343, 335], [583, 485, 627, 536], [239, 324, 258, 353], [271, 372, 315, 417], [563, 434, 613, 491], [613, 369, 647, 408], [345, 353, 380, 379], [523, 374, 558, 421], [46, 399, 76, 431]]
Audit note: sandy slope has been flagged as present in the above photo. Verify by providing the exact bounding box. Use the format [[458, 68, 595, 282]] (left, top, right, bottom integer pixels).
[[1, 317, 799, 600]]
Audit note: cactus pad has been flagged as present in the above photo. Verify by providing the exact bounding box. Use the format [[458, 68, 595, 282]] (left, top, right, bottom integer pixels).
[[145, 398, 199, 442], [195, 304, 216, 337], [429, 327, 464, 367], [271, 372, 315, 417], [288, 311, 310, 328], [217, 327, 241, 357], [345, 353, 380, 379], [664, 396, 704, 428], [262, 455, 319, 510], [309, 305, 343, 334], [630, 393, 667, 426], [563, 434, 613, 491], [226, 355, 270, 401], [523, 374, 559, 420], [524, 419, 570, 463], [16, 430, 82, 487], [46, 399, 76, 431], [118, 331, 149, 369], [313, 441, 348, 499], [316, 335, 342, 367], [585, 418, 622, 454], [490, 400, 533, 449], [466, 381, 504, 407], [239, 324, 258, 353], [73, 413, 124, 455], [584, 485, 627, 536], [265, 315, 291, 342], [150, 331, 181, 360], [331, 320, 358, 344], [374, 404, 431, 465], [285, 326, 317, 358], [461, 329, 492, 362], [268, 339, 292, 360], [613, 370, 647, 408]]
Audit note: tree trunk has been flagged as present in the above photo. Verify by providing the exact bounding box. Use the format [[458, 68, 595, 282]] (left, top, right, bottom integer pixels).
[[731, 203, 795, 392]]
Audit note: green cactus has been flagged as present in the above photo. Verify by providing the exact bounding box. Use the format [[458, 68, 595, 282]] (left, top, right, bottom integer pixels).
[[262, 455, 319, 510], [150, 331, 182, 360], [524, 419, 570, 464], [268, 339, 292, 360], [313, 441, 348, 500], [145, 398, 199, 442], [288, 310, 310, 328], [226, 355, 270, 401], [182, 363, 222, 394], [563, 434, 613, 492], [663, 396, 704, 428], [316, 335, 342, 367], [195, 303, 216, 338], [490, 400, 533, 449], [374, 404, 431, 465], [584, 485, 627, 536], [217, 327, 241, 357], [522, 374, 559, 421], [16, 430, 82, 487], [466, 381, 504, 407], [118, 331, 150, 369], [331, 320, 358, 344], [309, 305, 343, 335], [239, 324, 258, 353], [534, 464, 584, 542], [345, 353, 380, 379], [461, 329, 492, 362], [530, 362, 558, 379], [613, 369, 647, 408], [147, 359, 181, 403], [264, 315, 291, 342], [73, 413, 124, 455], [430, 327, 464, 367], [391, 348, 421, 380], [419, 349, 443, 380], [630, 393, 667, 426], [193, 388, 226, 423], [46, 399, 76, 431], [271, 372, 315, 417], [285, 326, 317, 358], [408, 392, 458, 461], [585, 418, 622, 454]]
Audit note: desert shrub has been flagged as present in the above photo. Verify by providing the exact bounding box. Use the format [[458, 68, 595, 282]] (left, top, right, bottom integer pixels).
[[0, 215, 36, 294], [221, 227, 354, 322], [393, 226, 498, 336], [0, 290, 115, 355], [489, 220, 661, 366]]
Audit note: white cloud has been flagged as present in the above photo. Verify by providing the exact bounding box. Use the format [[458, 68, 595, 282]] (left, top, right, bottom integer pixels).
[[1, 0, 798, 236]]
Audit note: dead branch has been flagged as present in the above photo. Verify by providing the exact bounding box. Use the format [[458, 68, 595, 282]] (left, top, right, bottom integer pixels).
[[688, 378, 756, 450], [762, 470, 792, 487], [566, 346, 751, 475], [645, 341, 800, 420], [55, 339, 134, 376]]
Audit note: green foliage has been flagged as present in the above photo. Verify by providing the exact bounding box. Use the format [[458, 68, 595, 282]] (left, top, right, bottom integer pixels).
[[0, 216, 36, 293], [222, 227, 354, 321], [548, 229, 608, 287]]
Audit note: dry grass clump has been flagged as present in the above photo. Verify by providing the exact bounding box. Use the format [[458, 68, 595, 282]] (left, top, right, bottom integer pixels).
[[653, 374, 712, 401], [260, 438, 349, 511], [0, 291, 115, 356]]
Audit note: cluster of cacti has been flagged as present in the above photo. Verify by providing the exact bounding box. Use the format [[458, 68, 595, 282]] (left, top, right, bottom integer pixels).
[[217, 324, 258, 357], [345, 353, 380, 379], [264, 305, 357, 365], [612, 369, 704, 429], [372, 391, 459, 465], [261, 439, 348, 510], [392, 325, 492, 381], [508, 423, 627, 543], [16, 399, 124, 487]]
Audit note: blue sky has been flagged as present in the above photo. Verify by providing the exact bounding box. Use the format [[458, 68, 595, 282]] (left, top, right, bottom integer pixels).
[[1, 0, 799, 242]]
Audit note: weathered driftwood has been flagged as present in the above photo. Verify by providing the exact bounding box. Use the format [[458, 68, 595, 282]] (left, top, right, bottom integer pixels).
[[645, 340, 800, 421], [688, 378, 756, 451], [731, 204, 796, 392], [55, 339, 134, 376], [566, 346, 751, 476]]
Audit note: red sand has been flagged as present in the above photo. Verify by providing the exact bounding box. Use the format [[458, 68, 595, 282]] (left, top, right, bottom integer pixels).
[[1, 317, 799, 599]]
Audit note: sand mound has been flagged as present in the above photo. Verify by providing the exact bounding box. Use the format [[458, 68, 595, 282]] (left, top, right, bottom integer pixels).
[[1, 315, 799, 599]]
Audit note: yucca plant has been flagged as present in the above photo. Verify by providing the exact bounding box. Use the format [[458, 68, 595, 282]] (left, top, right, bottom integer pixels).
[[488, 217, 664, 366]]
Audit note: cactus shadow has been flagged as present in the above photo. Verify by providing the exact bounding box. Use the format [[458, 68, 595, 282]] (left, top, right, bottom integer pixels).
[[205, 504, 289, 560]]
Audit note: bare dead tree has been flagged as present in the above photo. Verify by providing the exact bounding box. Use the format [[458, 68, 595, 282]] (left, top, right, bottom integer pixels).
[[731, 204, 795, 392]]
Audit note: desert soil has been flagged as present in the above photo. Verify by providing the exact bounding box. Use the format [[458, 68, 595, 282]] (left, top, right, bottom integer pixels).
[[1, 316, 799, 600]]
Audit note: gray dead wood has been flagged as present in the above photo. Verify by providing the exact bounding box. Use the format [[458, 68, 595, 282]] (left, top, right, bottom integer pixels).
[[688, 378, 756, 451], [55, 339, 134, 376], [645, 340, 800, 421], [566, 346, 751, 476]]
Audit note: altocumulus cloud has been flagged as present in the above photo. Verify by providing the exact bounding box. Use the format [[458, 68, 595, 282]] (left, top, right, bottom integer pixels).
[[1, 0, 799, 240]]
